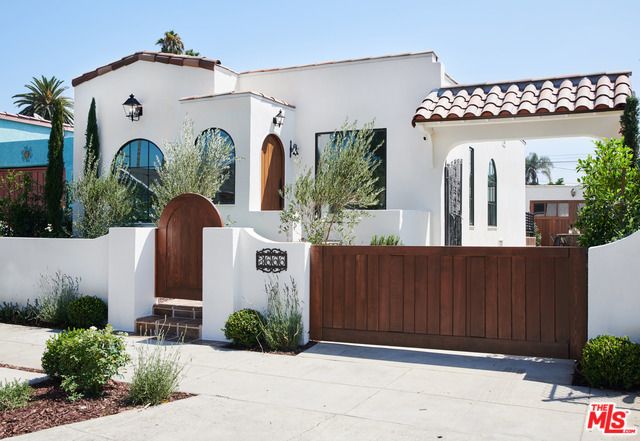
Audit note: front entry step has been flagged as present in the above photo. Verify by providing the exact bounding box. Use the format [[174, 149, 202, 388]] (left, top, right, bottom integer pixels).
[[135, 299, 203, 340]]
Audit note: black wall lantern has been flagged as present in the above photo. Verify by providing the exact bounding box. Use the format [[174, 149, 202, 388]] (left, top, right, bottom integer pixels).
[[289, 140, 299, 158], [273, 109, 285, 127], [123, 94, 143, 121]]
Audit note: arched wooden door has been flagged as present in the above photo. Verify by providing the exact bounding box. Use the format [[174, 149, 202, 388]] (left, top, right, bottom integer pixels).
[[156, 193, 224, 300], [261, 135, 285, 210]]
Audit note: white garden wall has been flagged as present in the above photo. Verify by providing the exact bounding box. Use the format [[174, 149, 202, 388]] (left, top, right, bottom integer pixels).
[[202, 227, 310, 343], [0, 236, 109, 304], [588, 230, 640, 342]]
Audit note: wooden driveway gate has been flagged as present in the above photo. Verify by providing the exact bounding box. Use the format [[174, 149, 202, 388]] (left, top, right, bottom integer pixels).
[[310, 246, 587, 359]]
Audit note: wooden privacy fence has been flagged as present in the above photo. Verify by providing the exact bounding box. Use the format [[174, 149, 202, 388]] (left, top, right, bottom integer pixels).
[[310, 246, 587, 359]]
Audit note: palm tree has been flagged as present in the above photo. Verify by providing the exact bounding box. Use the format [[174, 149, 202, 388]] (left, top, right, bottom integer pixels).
[[12, 76, 74, 125], [156, 30, 184, 54], [525, 152, 553, 185]]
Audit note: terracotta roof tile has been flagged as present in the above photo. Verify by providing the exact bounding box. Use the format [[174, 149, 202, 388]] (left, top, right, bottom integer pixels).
[[72, 52, 221, 87], [413, 71, 632, 125]]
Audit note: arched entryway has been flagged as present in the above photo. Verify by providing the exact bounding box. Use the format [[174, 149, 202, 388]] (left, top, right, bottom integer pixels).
[[155, 193, 224, 301], [261, 134, 285, 211]]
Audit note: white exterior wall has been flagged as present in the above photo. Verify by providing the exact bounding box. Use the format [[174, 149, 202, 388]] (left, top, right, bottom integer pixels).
[[73, 62, 217, 179], [526, 184, 584, 206], [447, 140, 526, 246], [0, 236, 109, 304], [237, 54, 442, 213], [202, 228, 310, 343], [589, 230, 640, 342]]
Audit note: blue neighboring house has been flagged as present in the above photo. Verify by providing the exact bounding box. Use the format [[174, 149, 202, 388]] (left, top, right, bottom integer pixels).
[[0, 112, 73, 191]]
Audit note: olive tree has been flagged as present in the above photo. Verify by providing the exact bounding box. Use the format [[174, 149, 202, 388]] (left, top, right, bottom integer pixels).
[[280, 121, 381, 244], [151, 118, 233, 219]]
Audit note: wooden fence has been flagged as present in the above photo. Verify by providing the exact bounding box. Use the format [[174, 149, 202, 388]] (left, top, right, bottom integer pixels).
[[310, 246, 587, 359]]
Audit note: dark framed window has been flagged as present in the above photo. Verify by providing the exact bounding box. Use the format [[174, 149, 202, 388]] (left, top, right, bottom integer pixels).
[[487, 159, 497, 227], [314, 128, 386, 209], [113, 139, 164, 222], [198, 128, 236, 204], [469, 146, 475, 226]]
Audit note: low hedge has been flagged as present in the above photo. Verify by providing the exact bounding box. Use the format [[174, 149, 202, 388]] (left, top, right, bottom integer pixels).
[[581, 335, 640, 390], [223, 309, 265, 348]]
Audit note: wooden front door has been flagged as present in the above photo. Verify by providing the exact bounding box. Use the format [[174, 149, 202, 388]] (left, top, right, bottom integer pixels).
[[261, 135, 284, 210], [156, 193, 224, 300]]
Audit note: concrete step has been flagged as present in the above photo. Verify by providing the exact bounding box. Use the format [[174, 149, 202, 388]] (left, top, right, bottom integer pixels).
[[135, 315, 201, 340]]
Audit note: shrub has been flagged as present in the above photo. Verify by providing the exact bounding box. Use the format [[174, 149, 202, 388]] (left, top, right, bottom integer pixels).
[[370, 234, 402, 246], [0, 171, 48, 237], [577, 138, 640, 247], [128, 337, 183, 406], [41, 325, 129, 399], [67, 296, 107, 329], [37, 272, 80, 327], [581, 335, 640, 390], [0, 380, 32, 411], [260, 277, 303, 352], [0, 300, 41, 326], [223, 309, 265, 348], [73, 153, 135, 238]]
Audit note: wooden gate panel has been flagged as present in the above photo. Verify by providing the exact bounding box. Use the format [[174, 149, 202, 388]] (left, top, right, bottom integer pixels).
[[155, 193, 223, 301], [310, 246, 588, 359]]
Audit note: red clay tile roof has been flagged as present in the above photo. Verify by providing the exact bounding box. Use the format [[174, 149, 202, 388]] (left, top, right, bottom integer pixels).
[[412, 72, 632, 126], [72, 52, 221, 87], [0, 111, 74, 131]]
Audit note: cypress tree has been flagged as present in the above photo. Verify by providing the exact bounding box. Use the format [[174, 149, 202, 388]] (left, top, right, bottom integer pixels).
[[84, 98, 100, 175], [620, 95, 639, 165], [44, 101, 65, 234]]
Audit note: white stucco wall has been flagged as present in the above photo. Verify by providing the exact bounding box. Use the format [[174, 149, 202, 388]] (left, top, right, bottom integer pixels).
[[0, 236, 109, 304], [588, 230, 640, 342], [446, 140, 526, 246], [526, 184, 584, 206], [202, 227, 310, 343], [73, 53, 446, 245]]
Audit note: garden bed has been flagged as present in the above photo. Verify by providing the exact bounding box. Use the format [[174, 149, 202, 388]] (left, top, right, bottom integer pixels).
[[0, 379, 191, 439]]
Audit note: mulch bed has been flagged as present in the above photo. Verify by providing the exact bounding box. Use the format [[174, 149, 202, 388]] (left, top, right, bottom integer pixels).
[[0, 379, 191, 439], [224, 340, 317, 355]]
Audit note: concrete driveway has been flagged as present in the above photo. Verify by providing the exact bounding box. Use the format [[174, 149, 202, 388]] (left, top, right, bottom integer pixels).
[[0, 323, 638, 440]]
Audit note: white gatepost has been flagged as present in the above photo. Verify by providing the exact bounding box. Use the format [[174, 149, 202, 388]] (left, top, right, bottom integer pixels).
[[202, 228, 241, 341], [107, 227, 156, 332], [201, 227, 311, 343]]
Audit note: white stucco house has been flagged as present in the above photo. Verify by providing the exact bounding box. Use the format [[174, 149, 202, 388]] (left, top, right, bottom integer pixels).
[[71, 51, 630, 246]]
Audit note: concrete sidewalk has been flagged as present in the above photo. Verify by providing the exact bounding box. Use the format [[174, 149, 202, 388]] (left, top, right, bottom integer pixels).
[[1, 323, 638, 440]]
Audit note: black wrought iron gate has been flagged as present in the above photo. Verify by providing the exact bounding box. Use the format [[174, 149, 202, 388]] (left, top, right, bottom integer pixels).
[[444, 159, 462, 245]]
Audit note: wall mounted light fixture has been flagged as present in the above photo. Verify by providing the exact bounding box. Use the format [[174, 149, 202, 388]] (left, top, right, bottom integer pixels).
[[289, 140, 299, 158], [273, 109, 285, 127], [122, 94, 143, 121]]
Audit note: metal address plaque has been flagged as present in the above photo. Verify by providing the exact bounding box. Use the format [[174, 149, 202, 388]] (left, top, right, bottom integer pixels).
[[256, 248, 288, 273]]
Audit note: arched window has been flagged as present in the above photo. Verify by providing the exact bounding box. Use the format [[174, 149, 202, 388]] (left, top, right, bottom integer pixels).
[[487, 159, 497, 227], [113, 139, 163, 222], [198, 128, 236, 205]]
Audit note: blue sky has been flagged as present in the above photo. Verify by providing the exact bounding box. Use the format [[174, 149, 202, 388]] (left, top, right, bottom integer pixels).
[[1, 0, 637, 183]]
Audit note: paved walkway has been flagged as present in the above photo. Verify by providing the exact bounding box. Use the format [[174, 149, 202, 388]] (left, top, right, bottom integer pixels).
[[0, 323, 637, 440]]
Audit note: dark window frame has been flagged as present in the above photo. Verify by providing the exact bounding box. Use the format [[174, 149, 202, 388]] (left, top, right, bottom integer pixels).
[[488, 159, 497, 227], [113, 138, 164, 223], [314, 128, 387, 210]]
